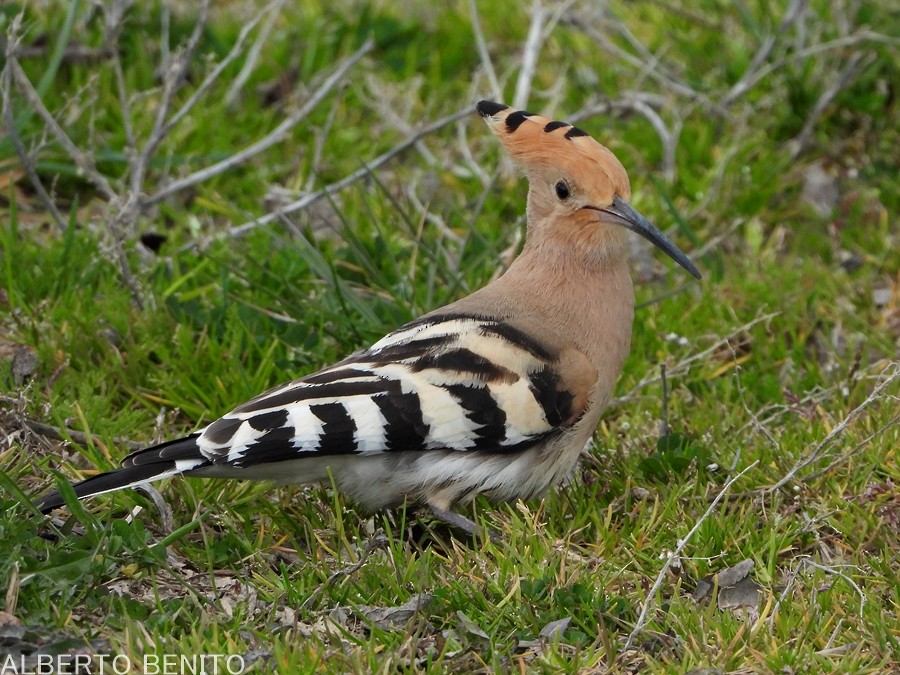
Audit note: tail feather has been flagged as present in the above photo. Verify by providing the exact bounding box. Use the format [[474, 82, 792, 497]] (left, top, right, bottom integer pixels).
[[35, 434, 207, 514], [122, 433, 204, 466]]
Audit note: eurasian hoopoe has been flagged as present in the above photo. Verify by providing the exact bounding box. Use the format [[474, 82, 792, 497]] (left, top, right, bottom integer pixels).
[[35, 101, 700, 536]]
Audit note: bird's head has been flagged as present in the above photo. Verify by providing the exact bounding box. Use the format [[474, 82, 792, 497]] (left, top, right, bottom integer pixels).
[[477, 100, 700, 279]]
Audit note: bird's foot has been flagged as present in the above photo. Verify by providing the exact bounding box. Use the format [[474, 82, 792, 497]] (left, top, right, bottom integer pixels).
[[427, 503, 501, 544]]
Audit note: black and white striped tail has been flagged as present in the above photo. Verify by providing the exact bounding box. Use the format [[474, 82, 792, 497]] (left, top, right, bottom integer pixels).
[[35, 434, 207, 514]]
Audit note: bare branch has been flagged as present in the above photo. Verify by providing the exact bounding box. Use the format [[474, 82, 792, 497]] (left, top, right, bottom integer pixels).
[[806, 412, 900, 480], [622, 461, 759, 652], [224, 0, 287, 108], [468, 0, 502, 101], [721, 28, 892, 109], [180, 105, 470, 251], [1, 17, 66, 232], [511, 0, 576, 111], [569, 13, 720, 113], [455, 119, 490, 186], [159, 4, 170, 67], [735, 365, 783, 457], [721, 0, 808, 106], [569, 92, 682, 180], [132, 0, 210, 194], [800, 558, 867, 616], [624, 95, 679, 182], [0, 401, 144, 452], [360, 76, 440, 167], [300, 531, 389, 611], [610, 313, 780, 407], [303, 92, 343, 194], [8, 58, 116, 200], [2, 43, 115, 62], [102, 2, 137, 173], [164, 8, 264, 136], [768, 362, 900, 491], [145, 38, 374, 207], [512, 0, 546, 110], [790, 51, 870, 158], [107, 205, 146, 310], [112, 55, 136, 153]]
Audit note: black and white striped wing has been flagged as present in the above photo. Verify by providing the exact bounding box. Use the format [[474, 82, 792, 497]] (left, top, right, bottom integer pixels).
[[192, 314, 587, 468]]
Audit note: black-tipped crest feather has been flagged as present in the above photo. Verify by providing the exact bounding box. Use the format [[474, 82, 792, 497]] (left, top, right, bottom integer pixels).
[[476, 100, 507, 117]]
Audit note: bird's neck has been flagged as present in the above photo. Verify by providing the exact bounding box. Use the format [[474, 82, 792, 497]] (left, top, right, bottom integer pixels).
[[449, 238, 636, 370], [508, 241, 634, 346]]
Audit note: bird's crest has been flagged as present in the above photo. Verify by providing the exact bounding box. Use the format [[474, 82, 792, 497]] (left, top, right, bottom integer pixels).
[[476, 100, 631, 201]]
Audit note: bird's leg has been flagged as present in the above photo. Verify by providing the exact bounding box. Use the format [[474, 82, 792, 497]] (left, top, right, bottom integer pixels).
[[427, 503, 501, 543]]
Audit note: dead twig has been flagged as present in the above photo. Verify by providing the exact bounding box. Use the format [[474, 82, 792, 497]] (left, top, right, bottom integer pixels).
[[7, 57, 116, 201], [154, 6, 263, 147], [131, 0, 210, 198], [360, 76, 440, 168], [721, 0, 808, 107], [789, 51, 870, 158], [770, 557, 867, 623], [299, 532, 389, 611], [801, 558, 867, 617], [224, 0, 287, 108], [512, 0, 574, 110], [0, 398, 144, 452], [722, 29, 894, 109], [627, 97, 679, 183], [815, 643, 859, 657], [109, 53, 136, 156], [155, 5, 274, 147], [622, 461, 759, 653], [126, 487, 175, 535], [1, 16, 66, 232], [145, 38, 373, 207], [568, 13, 720, 114], [735, 364, 783, 460], [768, 362, 900, 492], [569, 94, 681, 181], [301, 93, 343, 195], [184, 105, 471, 251], [610, 312, 780, 407], [806, 412, 900, 480], [512, 0, 547, 110], [2, 42, 115, 62], [468, 0, 502, 101]]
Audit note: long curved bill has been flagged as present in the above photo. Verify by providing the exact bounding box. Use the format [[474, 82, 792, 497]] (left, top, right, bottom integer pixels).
[[593, 196, 701, 280]]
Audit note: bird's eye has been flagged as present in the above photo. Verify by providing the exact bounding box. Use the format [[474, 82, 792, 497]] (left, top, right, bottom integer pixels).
[[555, 181, 570, 200]]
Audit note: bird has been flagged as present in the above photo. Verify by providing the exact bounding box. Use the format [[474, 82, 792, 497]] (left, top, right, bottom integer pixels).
[[35, 100, 701, 537]]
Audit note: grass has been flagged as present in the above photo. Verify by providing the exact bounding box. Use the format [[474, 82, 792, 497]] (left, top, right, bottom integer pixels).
[[1, 0, 898, 672]]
